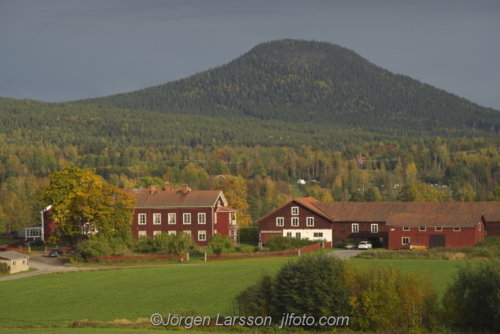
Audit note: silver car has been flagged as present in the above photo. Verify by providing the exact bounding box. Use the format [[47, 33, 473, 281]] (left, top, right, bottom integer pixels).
[[357, 241, 372, 250]]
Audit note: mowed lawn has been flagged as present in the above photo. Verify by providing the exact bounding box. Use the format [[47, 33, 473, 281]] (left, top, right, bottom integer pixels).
[[0, 257, 462, 327]]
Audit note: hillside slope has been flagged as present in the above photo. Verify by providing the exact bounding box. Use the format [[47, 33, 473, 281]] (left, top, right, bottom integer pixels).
[[73, 39, 500, 134]]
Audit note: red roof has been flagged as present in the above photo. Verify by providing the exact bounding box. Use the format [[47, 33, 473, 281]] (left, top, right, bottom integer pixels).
[[312, 201, 500, 223]]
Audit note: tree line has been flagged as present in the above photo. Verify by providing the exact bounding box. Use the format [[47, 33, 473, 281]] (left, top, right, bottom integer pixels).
[[2, 137, 500, 233]]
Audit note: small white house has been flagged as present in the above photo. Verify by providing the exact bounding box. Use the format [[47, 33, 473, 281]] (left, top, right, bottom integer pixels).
[[0, 251, 30, 274]]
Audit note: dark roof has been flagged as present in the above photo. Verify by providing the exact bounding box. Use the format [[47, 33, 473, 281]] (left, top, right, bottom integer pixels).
[[120, 188, 227, 208], [386, 212, 483, 227], [0, 251, 29, 260], [312, 201, 500, 223]]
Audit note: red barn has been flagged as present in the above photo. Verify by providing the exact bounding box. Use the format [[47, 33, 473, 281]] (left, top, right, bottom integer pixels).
[[258, 199, 500, 249], [386, 213, 485, 249]]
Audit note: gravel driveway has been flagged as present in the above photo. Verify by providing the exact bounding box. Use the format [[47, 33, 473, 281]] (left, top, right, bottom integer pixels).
[[0, 253, 87, 282], [328, 249, 364, 259]]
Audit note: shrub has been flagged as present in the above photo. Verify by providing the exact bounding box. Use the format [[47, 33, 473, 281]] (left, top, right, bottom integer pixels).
[[0, 262, 10, 274], [209, 233, 233, 255], [265, 236, 319, 251], [476, 237, 500, 248], [34, 239, 44, 247], [442, 260, 500, 332], [346, 264, 438, 332], [236, 254, 351, 327], [238, 226, 259, 242]]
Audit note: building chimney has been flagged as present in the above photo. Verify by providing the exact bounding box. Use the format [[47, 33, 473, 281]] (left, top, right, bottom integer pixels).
[[164, 182, 171, 191], [150, 185, 157, 194], [181, 184, 190, 194]]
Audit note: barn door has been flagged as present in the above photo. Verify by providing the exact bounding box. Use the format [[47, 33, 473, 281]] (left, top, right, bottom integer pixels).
[[429, 234, 445, 248]]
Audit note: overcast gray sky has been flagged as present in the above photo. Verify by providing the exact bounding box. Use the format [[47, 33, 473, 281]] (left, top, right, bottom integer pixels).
[[1, 0, 499, 110]]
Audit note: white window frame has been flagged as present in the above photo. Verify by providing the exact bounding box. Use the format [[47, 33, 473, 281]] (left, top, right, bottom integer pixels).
[[198, 230, 206, 241], [168, 213, 176, 225], [276, 217, 284, 226], [435, 227, 442, 231], [371, 224, 378, 233], [419, 226, 426, 231], [402, 237, 410, 245], [403, 226, 410, 231], [153, 231, 162, 238], [138, 213, 146, 225], [352, 224, 359, 233], [313, 232, 323, 237], [306, 217, 314, 227], [291, 206, 299, 215], [453, 227, 461, 232], [183, 230, 192, 236], [295, 232, 301, 239], [138, 230, 147, 237], [286, 232, 292, 237], [478, 222, 481, 231], [168, 231, 176, 236], [291, 217, 299, 226], [153, 213, 161, 225], [183, 213, 191, 225], [198, 213, 206, 224]]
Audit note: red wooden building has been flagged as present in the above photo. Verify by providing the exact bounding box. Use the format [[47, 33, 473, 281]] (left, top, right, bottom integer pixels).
[[120, 184, 238, 246], [258, 198, 500, 249], [39, 184, 238, 246]]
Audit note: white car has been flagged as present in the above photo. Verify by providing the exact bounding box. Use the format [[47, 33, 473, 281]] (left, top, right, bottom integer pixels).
[[357, 241, 372, 250]]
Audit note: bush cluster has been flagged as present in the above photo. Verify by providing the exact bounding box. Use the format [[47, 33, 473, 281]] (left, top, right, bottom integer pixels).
[[78, 232, 133, 258], [238, 226, 259, 243], [442, 260, 500, 332], [133, 233, 193, 255], [0, 262, 10, 274], [77, 231, 193, 260], [265, 236, 323, 251], [236, 254, 437, 333]]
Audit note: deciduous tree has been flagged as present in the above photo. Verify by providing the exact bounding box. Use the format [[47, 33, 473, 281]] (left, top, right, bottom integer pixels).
[[39, 167, 136, 243]]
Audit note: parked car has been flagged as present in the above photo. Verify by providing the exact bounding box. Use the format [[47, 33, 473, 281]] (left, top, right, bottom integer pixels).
[[406, 243, 427, 250], [357, 241, 372, 250], [48, 248, 64, 257]]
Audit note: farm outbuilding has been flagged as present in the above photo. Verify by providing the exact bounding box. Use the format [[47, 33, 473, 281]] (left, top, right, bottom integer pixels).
[[258, 198, 500, 249], [0, 251, 29, 274]]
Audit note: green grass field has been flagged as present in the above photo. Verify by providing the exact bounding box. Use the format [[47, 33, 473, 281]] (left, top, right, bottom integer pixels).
[[0, 256, 463, 329]]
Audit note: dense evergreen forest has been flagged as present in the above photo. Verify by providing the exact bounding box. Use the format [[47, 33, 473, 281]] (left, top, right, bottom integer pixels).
[[74, 39, 500, 135], [1, 39, 500, 234]]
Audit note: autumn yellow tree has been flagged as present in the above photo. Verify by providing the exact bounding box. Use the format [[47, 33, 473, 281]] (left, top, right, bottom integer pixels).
[[214, 176, 252, 227], [39, 167, 136, 243]]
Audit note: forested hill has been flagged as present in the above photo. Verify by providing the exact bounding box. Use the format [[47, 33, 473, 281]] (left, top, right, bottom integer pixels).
[[73, 39, 500, 134]]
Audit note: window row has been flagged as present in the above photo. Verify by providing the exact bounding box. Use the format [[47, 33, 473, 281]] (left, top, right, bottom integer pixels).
[[276, 217, 314, 227], [138, 213, 206, 225], [138, 230, 207, 241], [403, 226, 461, 232], [351, 224, 379, 233]]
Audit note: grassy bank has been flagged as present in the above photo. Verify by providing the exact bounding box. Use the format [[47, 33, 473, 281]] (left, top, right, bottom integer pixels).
[[1, 256, 463, 328]]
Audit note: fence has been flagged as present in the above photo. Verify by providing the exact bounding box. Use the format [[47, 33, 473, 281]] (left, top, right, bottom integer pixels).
[[206, 242, 331, 261], [91, 254, 188, 262]]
